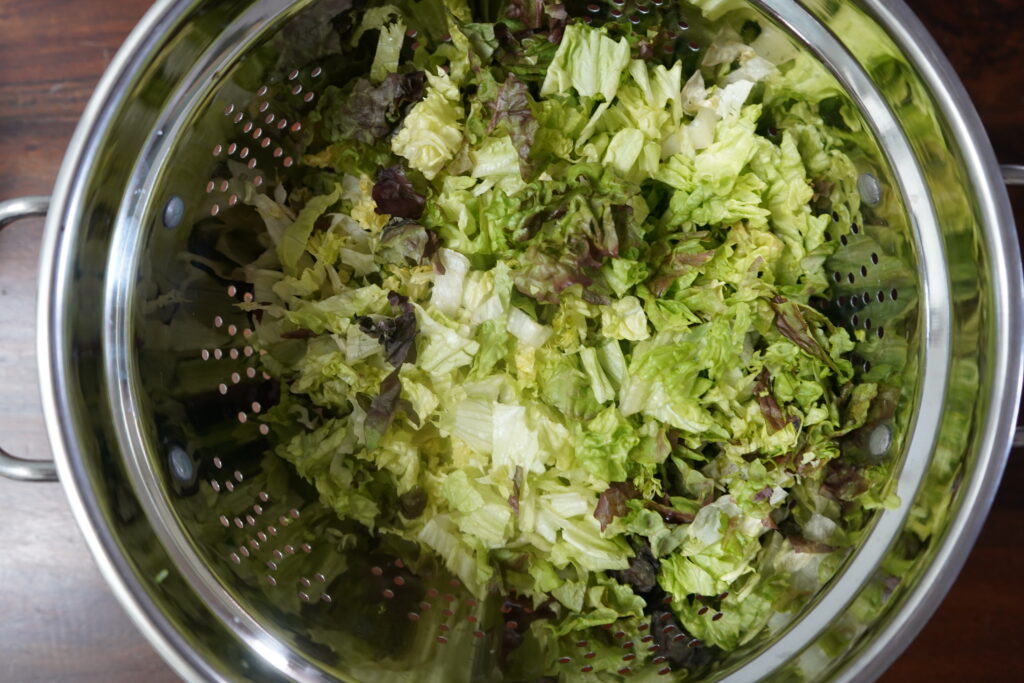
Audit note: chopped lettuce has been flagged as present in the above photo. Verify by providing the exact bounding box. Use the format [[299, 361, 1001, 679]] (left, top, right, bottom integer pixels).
[[239, 6, 893, 679]]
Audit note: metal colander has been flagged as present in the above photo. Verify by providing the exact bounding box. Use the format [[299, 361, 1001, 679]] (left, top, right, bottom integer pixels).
[[0, 0, 1020, 681]]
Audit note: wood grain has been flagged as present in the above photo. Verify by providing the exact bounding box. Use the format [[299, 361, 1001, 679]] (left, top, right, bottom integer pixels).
[[0, 0, 1020, 681]]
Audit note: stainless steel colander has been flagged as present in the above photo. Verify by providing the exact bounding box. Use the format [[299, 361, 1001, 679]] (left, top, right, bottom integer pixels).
[[0, 0, 1021, 680]]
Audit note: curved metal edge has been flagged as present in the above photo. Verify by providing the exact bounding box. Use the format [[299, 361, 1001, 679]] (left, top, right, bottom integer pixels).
[[832, 3, 1024, 681], [0, 448, 58, 482], [0, 195, 50, 229], [1004, 164, 1024, 187], [35, 1, 212, 681], [0, 196, 59, 482]]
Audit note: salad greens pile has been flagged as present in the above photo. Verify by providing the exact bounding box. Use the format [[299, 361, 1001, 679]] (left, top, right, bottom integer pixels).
[[242, 0, 897, 674]]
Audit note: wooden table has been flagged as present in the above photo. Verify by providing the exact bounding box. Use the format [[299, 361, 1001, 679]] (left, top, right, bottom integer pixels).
[[0, 1, 1021, 680]]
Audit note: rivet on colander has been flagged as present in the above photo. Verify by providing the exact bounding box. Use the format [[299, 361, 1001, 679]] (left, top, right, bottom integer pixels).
[[869, 424, 892, 456], [638, 623, 649, 632], [267, 525, 277, 535], [283, 156, 295, 168], [229, 348, 239, 360], [234, 517, 244, 529], [264, 112, 275, 124], [229, 553, 240, 564], [320, 594, 331, 603], [258, 100, 270, 113], [291, 84, 303, 96], [162, 195, 185, 229], [609, 8, 622, 18], [658, 668, 672, 676], [205, 181, 215, 194], [239, 147, 250, 160], [201, 349, 211, 361], [219, 515, 229, 527], [251, 127, 263, 140], [225, 481, 235, 493], [289, 508, 301, 519], [210, 203, 221, 217], [218, 383, 228, 395], [311, 66, 323, 78], [652, 655, 667, 663], [212, 348, 223, 360], [248, 539, 259, 550], [233, 111, 244, 124], [258, 424, 270, 436], [211, 480, 222, 493], [257, 85, 269, 97], [227, 323, 238, 335], [439, 623, 451, 631], [242, 121, 254, 134], [237, 412, 247, 424], [223, 104, 235, 116], [266, 576, 277, 586], [260, 138, 271, 149], [301, 543, 312, 553], [299, 592, 310, 602], [239, 546, 250, 558], [167, 446, 193, 483], [288, 69, 300, 81], [303, 92, 315, 103], [580, 665, 594, 673], [212, 144, 223, 157], [245, 514, 255, 526], [858, 172, 882, 206], [273, 145, 284, 156], [253, 175, 264, 188], [257, 531, 267, 543], [243, 328, 254, 338], [247, 159, 257, 170]]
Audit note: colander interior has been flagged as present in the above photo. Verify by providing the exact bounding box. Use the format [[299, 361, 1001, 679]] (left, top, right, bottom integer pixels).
[[95, 0, 952, 680]]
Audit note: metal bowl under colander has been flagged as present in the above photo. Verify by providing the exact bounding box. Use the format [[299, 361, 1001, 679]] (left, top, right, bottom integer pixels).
[[0, 0, 1021, 681]]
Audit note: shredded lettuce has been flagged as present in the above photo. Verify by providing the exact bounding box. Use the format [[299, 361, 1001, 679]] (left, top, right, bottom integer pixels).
[[239, 4, 896, 677]]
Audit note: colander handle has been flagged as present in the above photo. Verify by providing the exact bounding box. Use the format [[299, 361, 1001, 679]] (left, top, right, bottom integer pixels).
[[1003, 166, 1024, 447], [1005, 165, 1024, 187], [0, 196, 58, 482]]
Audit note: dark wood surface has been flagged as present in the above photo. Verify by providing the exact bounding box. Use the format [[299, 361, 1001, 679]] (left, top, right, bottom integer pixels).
[[0, 1, 1021, 680]]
